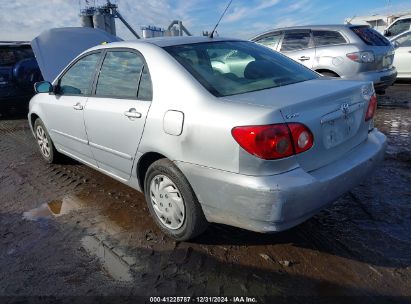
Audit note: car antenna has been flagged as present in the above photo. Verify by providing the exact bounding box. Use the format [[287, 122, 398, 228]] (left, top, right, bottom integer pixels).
[[209, 0, 234, 38]]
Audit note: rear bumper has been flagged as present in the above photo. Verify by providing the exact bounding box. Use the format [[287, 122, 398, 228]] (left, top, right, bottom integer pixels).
[[175, 129, 387, 233], [342, 67, 397, 91]]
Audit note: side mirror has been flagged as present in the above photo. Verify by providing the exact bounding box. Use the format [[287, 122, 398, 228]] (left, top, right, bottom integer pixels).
[[384, 29, 392, 37], [34, 81, 53, 93], [392, 40, 400, 49]]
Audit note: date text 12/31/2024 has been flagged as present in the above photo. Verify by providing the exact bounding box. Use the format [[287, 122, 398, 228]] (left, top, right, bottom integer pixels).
[[149, 296, 258, 303]]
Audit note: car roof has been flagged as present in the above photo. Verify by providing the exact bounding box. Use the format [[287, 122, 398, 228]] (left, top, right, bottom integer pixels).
[[251, 24, 362, 39], [96, 36, 244, 49], [394, 14, 411, 21]]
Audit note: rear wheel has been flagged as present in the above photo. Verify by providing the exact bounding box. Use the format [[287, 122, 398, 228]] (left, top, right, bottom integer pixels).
[[34, 118, 60, 164], [320, 71, 339, 77], [144, 159, 208, 241]]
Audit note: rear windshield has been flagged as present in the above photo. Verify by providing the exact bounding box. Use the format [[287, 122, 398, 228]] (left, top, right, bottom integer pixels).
[[164, 41, 318, 97], [0, 45, 34, 66], [350, 26, 390, 46]]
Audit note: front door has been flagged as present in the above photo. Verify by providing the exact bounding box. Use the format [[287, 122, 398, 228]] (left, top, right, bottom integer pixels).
[[84, 50, 153, 180], [45, 52, 101, 166], [393, 32, 411, 77]]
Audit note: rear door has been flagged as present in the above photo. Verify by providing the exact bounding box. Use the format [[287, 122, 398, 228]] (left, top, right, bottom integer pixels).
[[279, 30, 316, 68], [84, 49, 152, 180]]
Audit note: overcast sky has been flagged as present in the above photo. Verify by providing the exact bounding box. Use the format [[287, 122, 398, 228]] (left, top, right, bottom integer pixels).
[[1, 0, 411, 41]]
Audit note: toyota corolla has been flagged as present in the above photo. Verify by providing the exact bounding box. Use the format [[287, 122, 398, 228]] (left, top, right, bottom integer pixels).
[[29, 33, 386, 240]]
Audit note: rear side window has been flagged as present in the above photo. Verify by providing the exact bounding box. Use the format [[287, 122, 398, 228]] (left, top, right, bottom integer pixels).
[[280, 32, 311, 51], [351, 26, 390, 46], [95, 51, 152, 100], [255, 33, 282, 49], [137, 66, 153, 100], [59, 52, 101, 95], [313, 31, 347, 46]]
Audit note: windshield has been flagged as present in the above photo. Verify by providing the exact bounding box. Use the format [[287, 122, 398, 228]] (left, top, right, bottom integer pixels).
[[164, 41, 318, 97], [0, 45, 34, 66], [351, 26, 390, 46]]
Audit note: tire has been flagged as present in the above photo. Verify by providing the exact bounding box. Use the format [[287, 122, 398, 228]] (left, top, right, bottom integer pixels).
[[34, 118, 60, 164], [320, 71, 339, 77], [144, 159, 208, 241]]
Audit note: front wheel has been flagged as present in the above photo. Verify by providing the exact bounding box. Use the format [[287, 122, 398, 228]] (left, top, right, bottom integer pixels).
[[34, 118, 60, 164], [144, 159, 208, 241]]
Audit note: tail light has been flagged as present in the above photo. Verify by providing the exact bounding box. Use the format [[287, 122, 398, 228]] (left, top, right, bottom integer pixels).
[[231, 123, 313, 160], [346, 51, 375, 63], [365, 94, 377, 121], [288, 123, 314, 154]]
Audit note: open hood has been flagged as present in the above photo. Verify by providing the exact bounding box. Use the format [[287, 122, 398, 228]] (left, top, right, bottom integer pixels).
[[31, 27, 122, 82]]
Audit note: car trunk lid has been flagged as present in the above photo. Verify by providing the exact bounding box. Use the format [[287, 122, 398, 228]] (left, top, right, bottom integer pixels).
[[222, 78, 372, 172], [280, 82, 370, 172]]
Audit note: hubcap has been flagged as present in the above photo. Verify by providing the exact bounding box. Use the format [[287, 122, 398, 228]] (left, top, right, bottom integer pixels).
[[149, 174, 185, 230], [36, 125, 51, 158]]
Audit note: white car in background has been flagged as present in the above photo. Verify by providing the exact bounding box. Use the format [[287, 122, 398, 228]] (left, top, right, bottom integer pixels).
[[384, 15, 411, 38], [391, 30, 411, 78]]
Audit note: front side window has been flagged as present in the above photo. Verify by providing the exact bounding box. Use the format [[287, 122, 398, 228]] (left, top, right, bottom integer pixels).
[[164, 41, 318, 97], [313, 31, 347, 47], [255, 33, 282, 49], [394, 32, 411, 47], [389, 19, 411, 36], [59, 52, 101, 95], [280, 32, 311, 52]]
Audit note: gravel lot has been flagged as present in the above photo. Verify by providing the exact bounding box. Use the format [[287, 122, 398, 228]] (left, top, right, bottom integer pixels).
[[0, 84, 410, 303]]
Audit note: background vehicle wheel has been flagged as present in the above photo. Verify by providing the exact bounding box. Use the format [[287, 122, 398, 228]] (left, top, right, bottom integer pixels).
[[320, 71, 339, 77], [144, 159, 208, 241], [34, 118, 60, 164]]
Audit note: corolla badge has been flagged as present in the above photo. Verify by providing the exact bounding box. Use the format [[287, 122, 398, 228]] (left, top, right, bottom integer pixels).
[[285, 113, 300, 119]]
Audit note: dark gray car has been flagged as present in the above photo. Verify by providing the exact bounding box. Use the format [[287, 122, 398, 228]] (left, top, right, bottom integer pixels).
[[251, 25, 397, 93]]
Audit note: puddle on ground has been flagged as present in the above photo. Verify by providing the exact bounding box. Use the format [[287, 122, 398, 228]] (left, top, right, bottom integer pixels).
[[23, 194, 85, 221], [23, 191, 149, 282], [81, 235, 133, 282]]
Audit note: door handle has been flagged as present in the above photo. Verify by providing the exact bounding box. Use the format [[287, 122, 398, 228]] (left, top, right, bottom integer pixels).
[[298, 56, 310, 61], [73, 103, 83, 110], [124, 108, 142, 118]]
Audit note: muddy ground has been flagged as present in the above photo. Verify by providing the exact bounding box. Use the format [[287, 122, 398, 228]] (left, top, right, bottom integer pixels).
[[0, 84, 410, 303]]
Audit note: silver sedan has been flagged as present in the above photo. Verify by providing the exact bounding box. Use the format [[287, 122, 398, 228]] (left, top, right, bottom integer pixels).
[[29, 35, 386, 240]]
